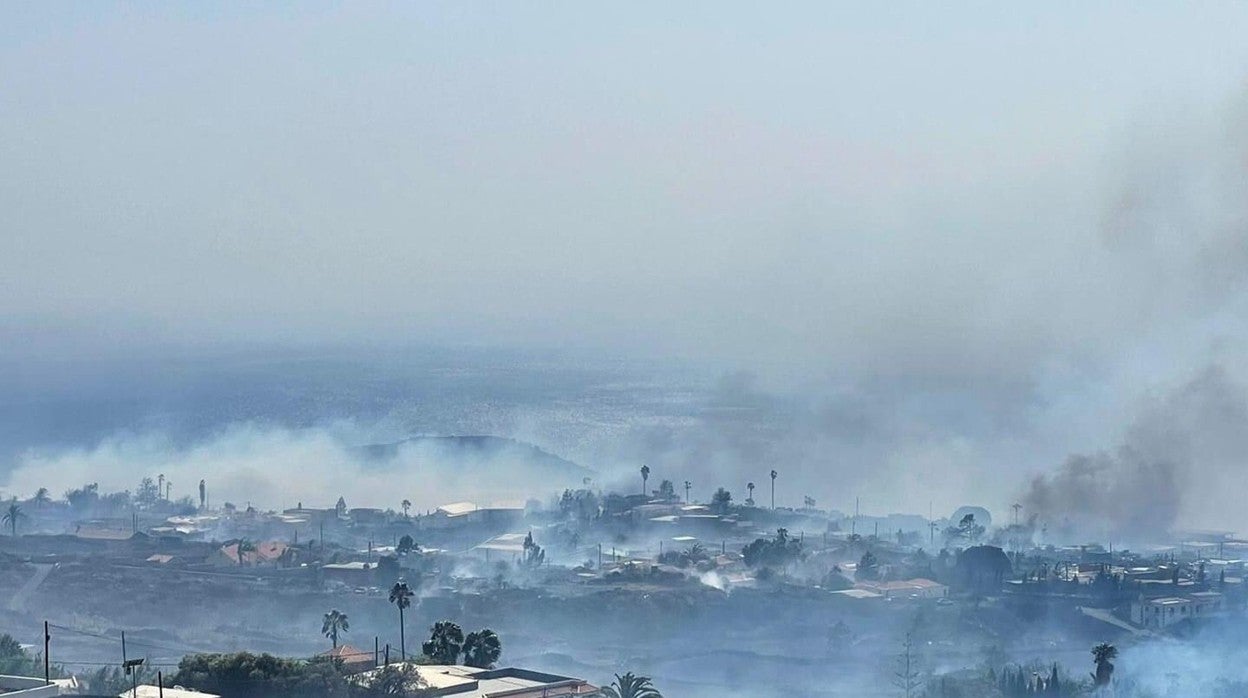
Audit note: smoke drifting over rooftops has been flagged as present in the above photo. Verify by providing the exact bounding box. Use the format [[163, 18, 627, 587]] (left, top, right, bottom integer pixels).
[[1023, 366, 1248, 542]]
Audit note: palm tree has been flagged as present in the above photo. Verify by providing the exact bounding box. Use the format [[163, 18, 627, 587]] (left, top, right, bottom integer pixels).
[[401, 499, 411, 519], [747, 482, 755, 506], [3, 500, 25, 537], [600, 672, 662, 698], [322, 609, 349, 649], [1091, 642, 1117, 687], [236, 538, 256, 566], [422, 621, 465, 664], [397, 534, 418, 555], [640, 465, 650, 496], [462, 629, 502, 669], [770, 469, 778, 509], [33, 488, 50, 509], [389, 580, 414, 660]]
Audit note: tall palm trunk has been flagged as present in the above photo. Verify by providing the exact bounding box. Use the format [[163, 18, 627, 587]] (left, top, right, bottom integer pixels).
[[398, 605, 406, 660]]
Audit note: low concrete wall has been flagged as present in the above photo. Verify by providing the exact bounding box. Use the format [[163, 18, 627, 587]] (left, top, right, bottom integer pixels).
[[0, 674, 60, 697]]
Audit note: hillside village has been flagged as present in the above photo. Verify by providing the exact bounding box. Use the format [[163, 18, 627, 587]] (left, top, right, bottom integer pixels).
[[2, 467, 1244, 697]]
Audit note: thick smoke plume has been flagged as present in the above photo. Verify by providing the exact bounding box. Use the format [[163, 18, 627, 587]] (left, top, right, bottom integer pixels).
[[1023, 365, 1248, 541]]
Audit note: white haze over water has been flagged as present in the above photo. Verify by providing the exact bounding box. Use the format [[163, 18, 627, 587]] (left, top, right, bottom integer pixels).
[[3, 423, 574, 513]]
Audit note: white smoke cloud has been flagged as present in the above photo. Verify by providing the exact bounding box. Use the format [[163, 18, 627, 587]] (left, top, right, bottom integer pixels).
[[4, 422, 586, 513]]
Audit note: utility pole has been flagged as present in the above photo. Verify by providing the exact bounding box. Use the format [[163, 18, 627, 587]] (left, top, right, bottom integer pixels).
[[43, 621, 49, 685], [158, 671, 164, 698], [684, 481, 691, 504], [384, 644, 390, 666], [374, 637, 379, 667], [122, 631, 138, 698]]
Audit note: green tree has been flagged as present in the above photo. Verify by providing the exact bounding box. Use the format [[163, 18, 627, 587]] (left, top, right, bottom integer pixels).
[[362, 664, 431, 696], [3, 500, 24, 537], [741, 528, 803, 569], [136, 477, 161, 508], [857, 550, 880, 581], [600, 672, 662, 698], [401, 499, 411, 518], [640, 465, 650, 496], [711, 487, 732, 513], [892, 632, 921, 698], [0, 633, 55, 676], [462, 629, 502, 669], [33, 488, 50, 508], [389, 581, 414, 660], [422, 621, 464, 665], [522, 532, 545, 567], [397, 535, 418, 555], [171, 652, 349, 698], [322, 609, 349, 649], [944, 514, 986, 546], [236, 538, 256, 566], [65, 483, 100, 512], [656, 480, 676, 501], [1091, 643, 1117, 688]]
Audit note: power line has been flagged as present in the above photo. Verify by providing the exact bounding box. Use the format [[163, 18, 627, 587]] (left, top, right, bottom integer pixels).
[[47, 622, 199, 656]]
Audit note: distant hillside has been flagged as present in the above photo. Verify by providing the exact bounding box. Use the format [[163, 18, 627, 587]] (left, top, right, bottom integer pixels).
[[356, 435, 593, 482]]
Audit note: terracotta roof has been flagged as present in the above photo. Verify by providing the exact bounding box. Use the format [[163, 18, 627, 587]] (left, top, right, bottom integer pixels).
[[320, 645, 374, 664]]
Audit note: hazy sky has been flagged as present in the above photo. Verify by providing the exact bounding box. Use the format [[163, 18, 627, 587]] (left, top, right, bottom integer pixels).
[[4, 4, 1248, 529], [3, 3, 1246, 365]]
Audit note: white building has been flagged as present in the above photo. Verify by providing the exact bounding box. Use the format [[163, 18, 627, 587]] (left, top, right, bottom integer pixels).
[[855, 578, 949, 599], [1131, 591, 1224, 629], [424, 502, 524, 530], [352, 664, 596, 697], [119, 687, 220, 698]]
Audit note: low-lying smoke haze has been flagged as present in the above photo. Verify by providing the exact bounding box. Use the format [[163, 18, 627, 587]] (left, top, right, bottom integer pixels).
[[4, 4, 1248, 533]]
